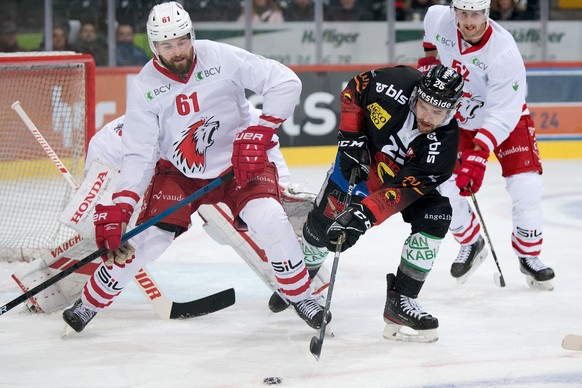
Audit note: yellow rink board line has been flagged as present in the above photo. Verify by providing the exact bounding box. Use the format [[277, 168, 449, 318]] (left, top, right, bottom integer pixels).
[[281, 140, 582, 166], [1, 141, 580, 179]]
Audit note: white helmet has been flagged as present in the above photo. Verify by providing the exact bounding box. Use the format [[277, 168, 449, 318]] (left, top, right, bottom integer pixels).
[[452, 0, 490, 10], [147, 1, 195, 55]]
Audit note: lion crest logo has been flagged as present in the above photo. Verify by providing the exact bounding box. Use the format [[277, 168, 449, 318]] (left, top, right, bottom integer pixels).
[[173, 117, 219, 173], [455, 92, 484, 125]]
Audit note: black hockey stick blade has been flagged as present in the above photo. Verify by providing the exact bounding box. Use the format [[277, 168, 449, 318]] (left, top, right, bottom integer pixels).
[[169, 288, 235, 319], [309, 335, 323, 360]]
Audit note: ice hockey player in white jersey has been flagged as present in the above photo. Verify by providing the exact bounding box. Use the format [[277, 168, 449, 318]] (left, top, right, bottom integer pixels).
[[62, 1, 330, 333], [417, 0, 555, 289]]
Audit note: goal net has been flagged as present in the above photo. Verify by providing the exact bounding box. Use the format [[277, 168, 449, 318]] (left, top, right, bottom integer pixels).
[[0, 53, 95, 262]]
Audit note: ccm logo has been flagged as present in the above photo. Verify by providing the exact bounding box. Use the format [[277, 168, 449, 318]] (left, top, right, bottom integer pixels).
[[339, 139, 365, 148]]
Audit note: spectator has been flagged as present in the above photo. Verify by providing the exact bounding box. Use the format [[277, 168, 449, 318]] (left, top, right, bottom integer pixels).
[[38, 24, 74, 52], [285, 0, 315, 21], [325, 0, 374, 21], [369, 0, 409, 21], [116, 23, 150, 66], [408, 0, 440, 21], [0, 20, 26, 53], [73, 21, 108, 66], [490, 0, 529, 20], [186, 0, 240, 21], [238, 0, 285, 23]]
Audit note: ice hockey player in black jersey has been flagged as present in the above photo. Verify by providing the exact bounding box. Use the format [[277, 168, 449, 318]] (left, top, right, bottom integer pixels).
[[300, 64, 464, 343]]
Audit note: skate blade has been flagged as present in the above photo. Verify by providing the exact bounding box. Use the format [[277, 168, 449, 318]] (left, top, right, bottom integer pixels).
[[382, 323, 438, 343], [61, 325, 75, 340], [454, 249, 489, 285], [525, 276, 554, 291]]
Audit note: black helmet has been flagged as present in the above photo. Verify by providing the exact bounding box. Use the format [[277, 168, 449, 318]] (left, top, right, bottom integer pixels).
[[416, 64, 464, 110]]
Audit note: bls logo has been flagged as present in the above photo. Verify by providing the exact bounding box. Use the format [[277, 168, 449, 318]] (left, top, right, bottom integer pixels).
[[97, 266, 124, 291], [271, 259, 302, 273]]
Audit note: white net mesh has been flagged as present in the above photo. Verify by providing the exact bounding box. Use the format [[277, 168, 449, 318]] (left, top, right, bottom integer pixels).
[[0, 53, 94, 262]]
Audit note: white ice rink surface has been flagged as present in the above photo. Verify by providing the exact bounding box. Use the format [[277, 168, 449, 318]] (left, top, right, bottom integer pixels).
[[1, 160, 581, 388]]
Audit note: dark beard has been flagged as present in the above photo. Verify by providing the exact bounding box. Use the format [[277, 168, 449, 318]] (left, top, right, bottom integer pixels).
[[160, 55, 193, 77]]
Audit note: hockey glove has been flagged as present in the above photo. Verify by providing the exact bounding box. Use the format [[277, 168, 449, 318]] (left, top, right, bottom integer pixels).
[[456, 148, 489, 196], [94, 203, 133, 251], [417, 56, 441, 74], [327, 203, 375, 252], [102, 242, 135, 269], [232, 125, 275, 188], [338, 131, 370, 183]]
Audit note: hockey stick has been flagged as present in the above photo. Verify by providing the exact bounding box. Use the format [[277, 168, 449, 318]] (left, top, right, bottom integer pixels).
[[310, 169, 358, 360], [0, 169, 234, 317], [562, 334, 582, 351], [470, 190, 506, 288], [11, 100, 234, 319]]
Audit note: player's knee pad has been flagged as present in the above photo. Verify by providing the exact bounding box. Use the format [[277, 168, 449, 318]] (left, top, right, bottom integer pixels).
[[303, 211, 332, 248], [241, 197, 291, 244], [506, 172, 543, 211], [403, 194, 452, 238]]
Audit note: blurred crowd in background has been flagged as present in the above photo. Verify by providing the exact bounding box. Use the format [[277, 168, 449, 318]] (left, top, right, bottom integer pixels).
[[0, 0, 579, 66]]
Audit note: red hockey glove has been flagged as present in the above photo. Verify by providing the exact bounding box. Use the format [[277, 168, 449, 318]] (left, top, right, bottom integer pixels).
[[456, 148, 489, 196], [326, 203, 375, 252], [417, 56, 441, 74], [231, 125, 275, 188], [94, 203, 133, 251]]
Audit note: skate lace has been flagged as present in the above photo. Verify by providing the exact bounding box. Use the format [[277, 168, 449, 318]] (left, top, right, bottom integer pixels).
[[73, 302, 96, 322], [399, 295, 430, 319], [453, 243, 473, 264], [524, 257, 547, 271], [296, 298, 322, 319]]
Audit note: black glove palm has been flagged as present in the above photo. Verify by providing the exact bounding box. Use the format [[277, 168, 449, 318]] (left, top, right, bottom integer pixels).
[[327, 203, 374, 252], [338, 131, 370, 183]]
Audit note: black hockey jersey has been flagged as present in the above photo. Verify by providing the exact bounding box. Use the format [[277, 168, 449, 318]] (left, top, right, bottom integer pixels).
[[338, 65, 459, 224]]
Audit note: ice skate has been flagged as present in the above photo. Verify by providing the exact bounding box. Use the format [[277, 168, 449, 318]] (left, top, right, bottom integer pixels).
[[268, 290, 290, 313], [62, 299, 97, 333], [292, 297, 331, 330], [450, 236, 488, 284], [519, 257, 555, 291], [382, 274, 439, 343]]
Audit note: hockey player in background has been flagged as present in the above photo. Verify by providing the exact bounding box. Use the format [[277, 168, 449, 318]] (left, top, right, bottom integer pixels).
[[62, 1, 329, 333], [417, 0, 555, 289], [272, 65, 465, 343]]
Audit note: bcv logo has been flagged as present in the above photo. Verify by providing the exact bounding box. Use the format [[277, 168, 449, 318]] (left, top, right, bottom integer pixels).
[[145, 84, 171, 102]]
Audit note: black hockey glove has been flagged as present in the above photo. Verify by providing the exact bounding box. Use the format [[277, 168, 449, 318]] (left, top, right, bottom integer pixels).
[[327, 203, 375, 252], [338, 131, 370, 183]]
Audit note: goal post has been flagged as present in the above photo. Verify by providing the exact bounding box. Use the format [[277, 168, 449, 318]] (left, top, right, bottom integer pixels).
[[0, 53, 95, 262]]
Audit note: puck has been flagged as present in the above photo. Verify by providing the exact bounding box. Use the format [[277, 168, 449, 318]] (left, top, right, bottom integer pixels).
[[263, 377, 282, 385]]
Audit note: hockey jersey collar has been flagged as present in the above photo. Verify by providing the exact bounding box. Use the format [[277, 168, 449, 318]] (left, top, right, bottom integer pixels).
[[456, 23, 493, 55], [152, 55, 197, 84]]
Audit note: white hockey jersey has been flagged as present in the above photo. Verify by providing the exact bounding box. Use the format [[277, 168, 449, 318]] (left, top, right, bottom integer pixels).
[[423, 5, 528, 152], [115, 40, 301, 208]]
